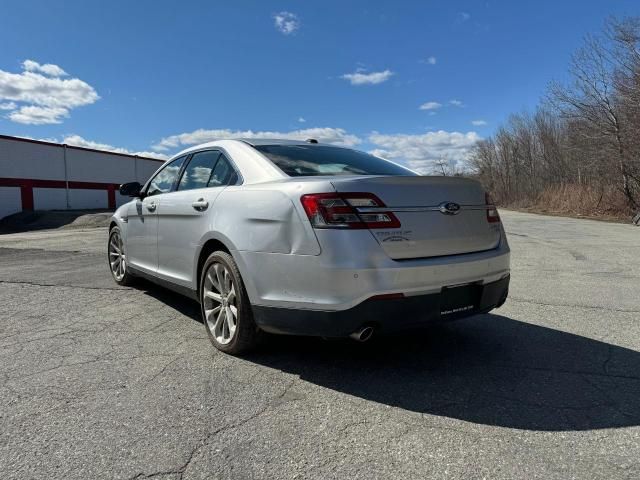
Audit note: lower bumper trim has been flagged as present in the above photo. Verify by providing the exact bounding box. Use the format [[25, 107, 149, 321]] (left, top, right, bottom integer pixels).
[[253, 275, 510, 337]]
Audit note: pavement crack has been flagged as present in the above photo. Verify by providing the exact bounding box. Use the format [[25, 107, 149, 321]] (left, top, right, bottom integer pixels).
[[7, 356, 105, 380], [147, 356, 182, 382], [494, 362, 640, 382], [129, 472, 177, 479], [602, 344, 613, 375], [581, 374, 640, 421], [508, 296, 640, 314], [128, 379, 297, 480], [0, 279, 127, 292]]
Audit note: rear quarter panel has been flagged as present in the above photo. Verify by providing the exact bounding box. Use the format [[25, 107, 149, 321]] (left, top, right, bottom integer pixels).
[[210, 186, 320, 255]]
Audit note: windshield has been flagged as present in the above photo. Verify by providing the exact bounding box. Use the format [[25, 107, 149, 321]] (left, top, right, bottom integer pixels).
[[253, 144, 416, 177]]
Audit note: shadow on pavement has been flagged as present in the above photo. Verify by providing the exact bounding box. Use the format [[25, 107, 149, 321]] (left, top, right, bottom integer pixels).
[[137, 281, 640, 432], [247, 314, 640, 432], [139, 281, 204, 323]]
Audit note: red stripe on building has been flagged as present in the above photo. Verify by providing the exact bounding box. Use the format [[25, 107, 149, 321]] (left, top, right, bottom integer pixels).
[[107, 185, 116, 209], [0, 177, 121, 212], [0, 177, 120, 190], [0, 177, 62, 188], [20, 181, 34, 211]]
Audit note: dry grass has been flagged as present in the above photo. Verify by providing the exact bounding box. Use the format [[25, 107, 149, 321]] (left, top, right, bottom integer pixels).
[[501, 184, 635, 222]]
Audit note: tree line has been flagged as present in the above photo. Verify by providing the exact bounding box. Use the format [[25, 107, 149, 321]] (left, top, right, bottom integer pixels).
[[469, 17, 640, 219]]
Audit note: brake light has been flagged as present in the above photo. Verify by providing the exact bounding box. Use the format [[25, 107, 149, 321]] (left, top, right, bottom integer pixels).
[[486, 193, 500, 223], [300, 193, 401, 229]]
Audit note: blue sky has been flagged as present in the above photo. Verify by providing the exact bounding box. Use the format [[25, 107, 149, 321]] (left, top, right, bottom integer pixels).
[[1, 0, 638, 172]]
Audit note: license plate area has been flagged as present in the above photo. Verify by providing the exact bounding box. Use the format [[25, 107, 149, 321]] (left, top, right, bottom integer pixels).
[[439, 283, 481, 317]]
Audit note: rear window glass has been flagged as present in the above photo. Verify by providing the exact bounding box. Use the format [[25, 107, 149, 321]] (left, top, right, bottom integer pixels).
[[209, 155, 238, 186], [253, 145, 415, 177]]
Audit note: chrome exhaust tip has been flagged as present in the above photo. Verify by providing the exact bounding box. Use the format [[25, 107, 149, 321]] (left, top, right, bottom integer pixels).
[[349, 325, 374, 342]]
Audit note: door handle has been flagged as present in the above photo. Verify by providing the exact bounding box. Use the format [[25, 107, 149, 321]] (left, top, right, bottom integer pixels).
[[192, 199, 209, 211], [146, 202, 156, 212]]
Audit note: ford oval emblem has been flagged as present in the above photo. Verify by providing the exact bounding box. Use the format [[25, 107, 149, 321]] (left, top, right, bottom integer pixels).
[[438, 201, 461, 215]]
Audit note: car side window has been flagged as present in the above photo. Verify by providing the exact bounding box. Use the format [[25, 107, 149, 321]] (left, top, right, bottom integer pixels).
[[208, 154, 239, 187], [177, 151, 220, 191], [147, 155, 187, 197]]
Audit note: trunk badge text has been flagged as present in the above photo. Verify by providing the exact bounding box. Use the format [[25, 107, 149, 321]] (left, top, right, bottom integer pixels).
[[438, 202, 461, 215]]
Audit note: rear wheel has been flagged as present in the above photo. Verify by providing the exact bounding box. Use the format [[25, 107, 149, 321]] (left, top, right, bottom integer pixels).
[[108, 226, 135, 286], [200, 251, 260, 354]]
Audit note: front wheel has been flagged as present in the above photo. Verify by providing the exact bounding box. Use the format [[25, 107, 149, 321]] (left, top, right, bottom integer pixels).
[[200, 251, 260, 354], [108, 226, 135, 286]]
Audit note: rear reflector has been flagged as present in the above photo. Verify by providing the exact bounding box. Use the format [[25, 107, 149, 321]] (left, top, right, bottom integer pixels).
[[300, 192, 401, 229], [486, 193, 501, 223], [369, 293, 406, 301]]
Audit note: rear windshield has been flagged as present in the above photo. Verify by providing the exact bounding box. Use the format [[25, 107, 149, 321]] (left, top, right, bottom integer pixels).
[[253, 145, 415, 177]]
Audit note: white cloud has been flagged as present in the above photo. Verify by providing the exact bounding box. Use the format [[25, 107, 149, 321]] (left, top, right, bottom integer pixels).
[[471, 119, 487, 126], [449, 99, 464, 107], [0, 60, 99, 124], [150, 126, 482, 174], [61, 135, 168, 159], [419, 101, 442, 111], [273, 12, 300, 35], [63, 134, 124, 151], [0, 101, 16, 110], [423, 56, 437, 65], [9, 106, 69, 125], [369, 149, 390, 159], [132, 151, 169, 159], [368, 130, 482, 173], [458, 12, 471, 22], [152, 127, 362, 152], [298, 117, 306, 123], [22, 60, 67, 77], [341, 69, 394, 86]]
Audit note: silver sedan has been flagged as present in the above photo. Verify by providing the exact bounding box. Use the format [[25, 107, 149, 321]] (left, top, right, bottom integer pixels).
[[109, 139, 510, 354]]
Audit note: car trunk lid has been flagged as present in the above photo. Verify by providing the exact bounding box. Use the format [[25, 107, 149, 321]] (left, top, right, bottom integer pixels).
[[330, 176, 501, 259]]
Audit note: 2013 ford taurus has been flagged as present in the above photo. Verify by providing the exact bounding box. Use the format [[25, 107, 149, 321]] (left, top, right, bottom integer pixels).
[[108, 139, 510, 354]]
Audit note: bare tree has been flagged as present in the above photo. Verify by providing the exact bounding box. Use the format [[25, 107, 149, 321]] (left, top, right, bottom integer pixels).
[[470, 16, 640, 218], [549, 17, 639, 207]]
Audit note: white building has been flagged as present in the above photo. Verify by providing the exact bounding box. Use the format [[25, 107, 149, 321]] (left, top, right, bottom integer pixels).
[[0, 134, 164, 220]]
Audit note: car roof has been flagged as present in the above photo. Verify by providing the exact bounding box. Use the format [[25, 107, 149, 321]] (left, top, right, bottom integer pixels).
[[169, 138, 356, 170], [237, 138, 328, 146], [172, 138, 336, 159]]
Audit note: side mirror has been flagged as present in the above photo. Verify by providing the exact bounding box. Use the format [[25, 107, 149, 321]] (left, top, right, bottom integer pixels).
[[120, 181, 143, 197]]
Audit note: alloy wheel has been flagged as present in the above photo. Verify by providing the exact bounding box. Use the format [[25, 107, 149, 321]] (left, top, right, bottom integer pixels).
[[109, 230, 126, 281], [203, 262, 238, 345]]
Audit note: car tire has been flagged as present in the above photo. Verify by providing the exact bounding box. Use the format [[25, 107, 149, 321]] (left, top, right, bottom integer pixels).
[[200, 251, 261, 354], [108, 226, 136, 286]]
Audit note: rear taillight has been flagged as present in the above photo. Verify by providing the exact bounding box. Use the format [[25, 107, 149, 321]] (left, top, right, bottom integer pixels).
[[300, 193, 401, 229], [486, 193, 500, 223]]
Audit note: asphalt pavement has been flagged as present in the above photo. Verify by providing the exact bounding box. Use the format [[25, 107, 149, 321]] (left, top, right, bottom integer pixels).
[[0, 210, 639, 479]]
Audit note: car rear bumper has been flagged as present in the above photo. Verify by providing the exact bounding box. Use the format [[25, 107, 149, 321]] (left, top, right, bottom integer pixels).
[[233, 229, 511, 312], [252, 274, 510, 337]]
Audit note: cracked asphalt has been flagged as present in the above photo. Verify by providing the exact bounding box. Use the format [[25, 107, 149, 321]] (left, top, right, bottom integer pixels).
[[1, 210, 639, 479]]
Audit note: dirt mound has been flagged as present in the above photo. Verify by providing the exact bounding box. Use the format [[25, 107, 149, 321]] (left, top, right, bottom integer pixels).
[[0, 210, 113, 233]]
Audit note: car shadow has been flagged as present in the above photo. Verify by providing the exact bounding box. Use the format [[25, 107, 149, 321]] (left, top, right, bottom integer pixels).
[[246, 314, 640, 432], [138, 280, 204, 324], [136, 281, 640, 432]]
